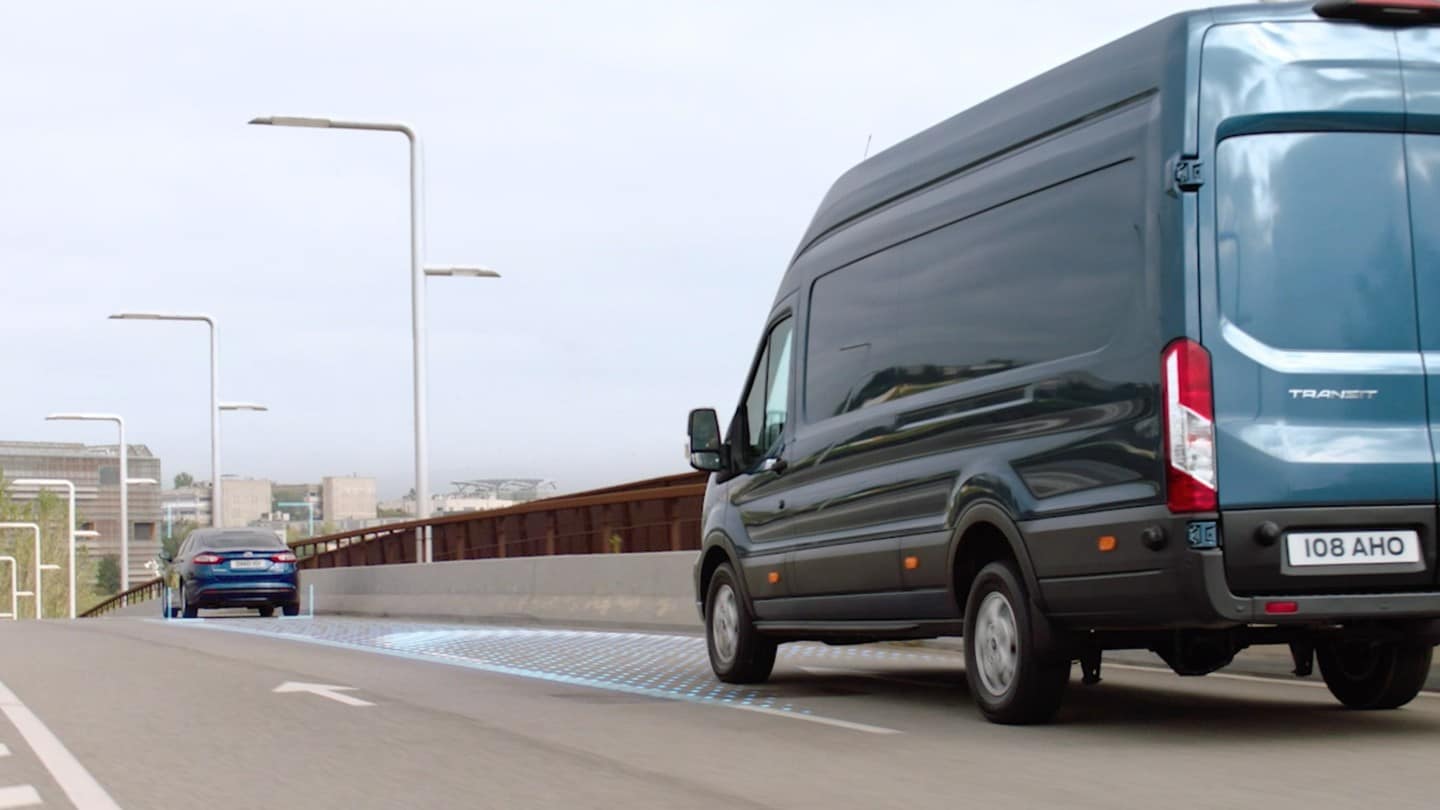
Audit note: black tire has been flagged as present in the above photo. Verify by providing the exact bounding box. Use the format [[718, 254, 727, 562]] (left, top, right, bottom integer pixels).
[[963, 560, 1069, 725], [282, 602, 300, 617], [181, 582, 199, 619], [258, 606, 276, 618], [704, 563, 777, 684], [1317, 640, 1433, 710]]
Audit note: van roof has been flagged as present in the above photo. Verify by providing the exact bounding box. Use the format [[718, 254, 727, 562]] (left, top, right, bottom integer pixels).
[[787, 2, 1325, 267]]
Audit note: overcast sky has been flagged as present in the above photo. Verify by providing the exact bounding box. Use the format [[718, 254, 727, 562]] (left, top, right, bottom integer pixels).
[[1, 0, 1206, 498]]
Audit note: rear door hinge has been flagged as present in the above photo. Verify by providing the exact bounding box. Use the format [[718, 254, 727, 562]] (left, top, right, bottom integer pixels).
[[1168, 157, 1204, 195]]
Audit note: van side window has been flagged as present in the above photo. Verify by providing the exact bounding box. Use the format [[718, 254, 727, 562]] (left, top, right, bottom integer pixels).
[[805, 161, 1139, 420], [741, 317, 795, 464]]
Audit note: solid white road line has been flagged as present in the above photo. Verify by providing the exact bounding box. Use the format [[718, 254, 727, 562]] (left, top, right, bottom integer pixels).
[[0, 785, 41, 809], [733, 704, 901, 735], [799, 665, 945, 689], [0, 680, 122, 809]]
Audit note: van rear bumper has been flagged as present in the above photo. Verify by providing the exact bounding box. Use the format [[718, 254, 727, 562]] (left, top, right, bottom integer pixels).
[[1190, 548, 1440, 623], [1033, 506, 1440, 629]]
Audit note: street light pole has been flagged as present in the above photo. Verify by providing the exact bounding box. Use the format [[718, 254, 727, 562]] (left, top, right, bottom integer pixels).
[[0, 523, 43, 619], [109, 313, 220, 531], [250, 115, 501, 563], [45, 412, 132, 590], [13, 478, 76, 618], [0, 556, 16, 620]]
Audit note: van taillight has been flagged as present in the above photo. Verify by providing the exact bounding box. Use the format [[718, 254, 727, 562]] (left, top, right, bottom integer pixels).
[[1162, 339, 1217, 513], [1315, 0, 1440, 23]]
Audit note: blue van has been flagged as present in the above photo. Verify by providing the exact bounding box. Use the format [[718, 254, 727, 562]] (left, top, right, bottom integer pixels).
[[687, 0, 1440, 723]]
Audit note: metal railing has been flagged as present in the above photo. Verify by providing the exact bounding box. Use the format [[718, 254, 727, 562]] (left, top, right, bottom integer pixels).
[[289, 471, 707, 568], [80, 471, 708, 616], [82, 576, 164, 618]]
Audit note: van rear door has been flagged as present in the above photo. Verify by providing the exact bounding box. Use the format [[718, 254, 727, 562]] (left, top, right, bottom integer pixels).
[[1201, 22, 1438, 595], [1399, 28, 1440, 588]]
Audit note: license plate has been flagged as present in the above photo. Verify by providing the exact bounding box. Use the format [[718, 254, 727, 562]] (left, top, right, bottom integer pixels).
[[229, 559, 269, 570], [1286, 530, 1421, 567]]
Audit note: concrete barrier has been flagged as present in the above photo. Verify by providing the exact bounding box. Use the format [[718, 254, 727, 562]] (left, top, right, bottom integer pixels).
[[301, 551, 703, 631]]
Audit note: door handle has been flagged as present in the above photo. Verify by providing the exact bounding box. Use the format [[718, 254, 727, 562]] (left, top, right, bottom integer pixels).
[[761, 457, 788, 475]]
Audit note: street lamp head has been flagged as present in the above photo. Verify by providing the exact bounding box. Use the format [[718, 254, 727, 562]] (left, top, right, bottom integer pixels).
[[46, 413, 121, 423], [249, 115, 332, 128], [109, 312, 212, 324], [219, 402, 269, 412], [424, 266, 501, 279]]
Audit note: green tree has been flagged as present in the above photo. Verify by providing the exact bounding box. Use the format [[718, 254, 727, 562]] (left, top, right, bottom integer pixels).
[[95, 556, 121, 595], [173, 472, 194, 489]]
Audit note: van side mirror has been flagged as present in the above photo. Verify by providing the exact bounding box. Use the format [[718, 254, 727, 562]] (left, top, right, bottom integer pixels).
[[687, 408, 725, 472], [158, 550, 173, 564]]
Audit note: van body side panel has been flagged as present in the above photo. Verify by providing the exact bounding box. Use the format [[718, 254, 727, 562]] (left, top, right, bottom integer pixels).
[[1199, 22, 1440, 595], [776, 94, 1167, 620]]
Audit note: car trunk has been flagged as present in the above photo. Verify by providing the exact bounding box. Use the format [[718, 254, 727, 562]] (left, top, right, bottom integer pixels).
[[1205, 21, 1440, 594]]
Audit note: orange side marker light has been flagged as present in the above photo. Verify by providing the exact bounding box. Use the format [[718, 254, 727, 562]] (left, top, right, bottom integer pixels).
[[1098, 535, 1117, 552], [904, 555, 919, 570], [767, 571, 781, 584]]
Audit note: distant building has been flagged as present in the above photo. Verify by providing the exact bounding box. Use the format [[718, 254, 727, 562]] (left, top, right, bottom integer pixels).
[[380, 479, 557, 516], [0, 441, 163, 584], [221, 478, 272, 529], [160, 483, 213, 535], [321, 476, 376, 521]]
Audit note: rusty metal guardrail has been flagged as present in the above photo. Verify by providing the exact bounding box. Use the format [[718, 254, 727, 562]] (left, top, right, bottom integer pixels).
[[81, 576, 164, 618], [80, 471, 708, 616], [289, 471, 707, 568]]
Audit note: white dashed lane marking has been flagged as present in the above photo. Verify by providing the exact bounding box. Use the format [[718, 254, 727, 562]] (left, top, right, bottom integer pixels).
[[0, 785, 41, 808], [0, 680, 121, 809]]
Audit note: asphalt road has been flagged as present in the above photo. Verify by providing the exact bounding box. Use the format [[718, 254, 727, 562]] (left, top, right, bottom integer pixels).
[[0, 616, 1436, 810]]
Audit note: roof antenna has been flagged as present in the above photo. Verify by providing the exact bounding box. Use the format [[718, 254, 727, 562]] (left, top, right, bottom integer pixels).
[[863, 134, 873, 159]]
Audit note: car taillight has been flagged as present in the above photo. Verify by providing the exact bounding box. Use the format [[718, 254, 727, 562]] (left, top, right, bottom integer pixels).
[[271, 552, 297, 563], [193, 553, 224, 565], [1315, 0, 1440, 23], [1162, 339, 1217, 513]]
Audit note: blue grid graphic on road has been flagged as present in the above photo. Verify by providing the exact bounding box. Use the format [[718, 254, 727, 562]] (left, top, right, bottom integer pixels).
[[187, 618, 956, 716]]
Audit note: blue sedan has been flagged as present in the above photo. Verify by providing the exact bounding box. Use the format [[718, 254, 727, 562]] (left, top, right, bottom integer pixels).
[[164, 528, 300, 618]]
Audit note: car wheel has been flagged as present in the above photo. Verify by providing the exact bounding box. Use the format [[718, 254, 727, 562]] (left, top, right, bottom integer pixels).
[[964, 560, 1069, 725], [282, 602, 301, 617], [258, 606, 275, 618], [1317, 639, 1433, 710], [705, 563, 776, 684], [180, 582, 199, 619]]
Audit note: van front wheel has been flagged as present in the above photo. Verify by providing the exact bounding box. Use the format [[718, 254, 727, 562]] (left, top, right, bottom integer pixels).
[[1317, 640, 1432, 710], [705, 563, 776, 684], [964, 560, 1069, 724]]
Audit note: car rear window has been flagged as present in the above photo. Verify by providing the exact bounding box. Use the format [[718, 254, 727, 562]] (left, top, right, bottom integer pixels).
[[200, 533, 286, 551]]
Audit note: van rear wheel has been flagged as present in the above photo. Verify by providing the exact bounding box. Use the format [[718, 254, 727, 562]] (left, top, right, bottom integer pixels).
[[705, 563, 776, 684], [1317, 640, 1432, 710], [964, 560, 1069, 725]]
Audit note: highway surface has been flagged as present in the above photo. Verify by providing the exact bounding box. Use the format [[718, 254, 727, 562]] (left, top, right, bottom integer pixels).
[[0, 615, 1435, 809]]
